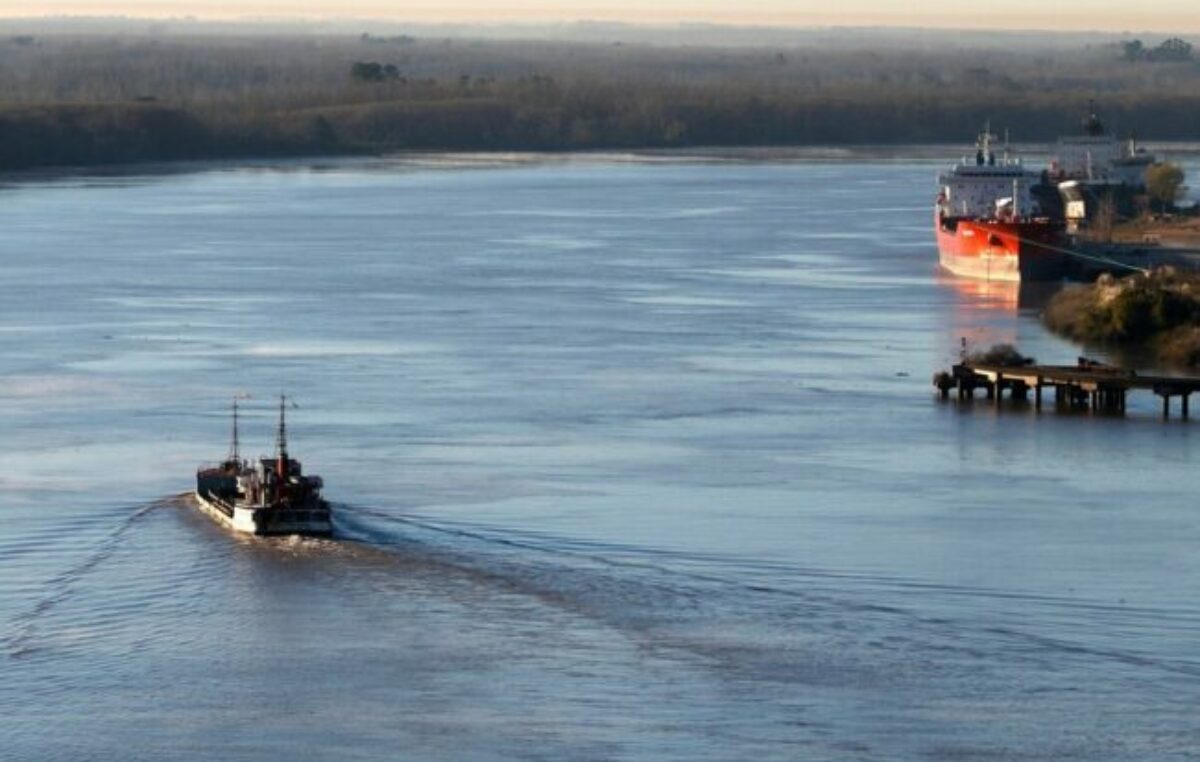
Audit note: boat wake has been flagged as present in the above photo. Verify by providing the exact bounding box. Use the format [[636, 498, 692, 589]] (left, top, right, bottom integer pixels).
[[329, 503, 1200, 688], [11, 495, 1199, 692], [5, 497, 1199, 760], [2, 496, 177, 660]]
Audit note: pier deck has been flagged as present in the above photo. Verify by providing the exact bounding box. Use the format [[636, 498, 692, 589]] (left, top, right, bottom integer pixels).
[[934, 358, 1200, 418]]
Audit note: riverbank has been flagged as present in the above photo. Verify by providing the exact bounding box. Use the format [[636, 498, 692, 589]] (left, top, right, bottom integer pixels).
[[1110, 214, 1200, 248], [1043, 268, 1200, 367]]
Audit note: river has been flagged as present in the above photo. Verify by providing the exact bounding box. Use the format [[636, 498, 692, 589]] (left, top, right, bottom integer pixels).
[[2, 152, 1199, 760]]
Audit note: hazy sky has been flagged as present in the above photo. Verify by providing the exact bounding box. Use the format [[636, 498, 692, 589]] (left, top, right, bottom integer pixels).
[[5, 0, 1199, 32]]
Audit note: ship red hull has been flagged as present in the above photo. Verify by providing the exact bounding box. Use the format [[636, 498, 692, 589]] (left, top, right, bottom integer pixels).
[[936, 216, 1068, 282]]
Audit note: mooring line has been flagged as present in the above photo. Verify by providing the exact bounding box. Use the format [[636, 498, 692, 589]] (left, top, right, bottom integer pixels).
[[1011, 233, 1151, 275]]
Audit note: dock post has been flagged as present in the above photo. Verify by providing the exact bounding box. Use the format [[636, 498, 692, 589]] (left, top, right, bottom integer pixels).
[[1035, 380, 1043, 411], [994, 373, 1004, 408], [1162, 394, 1171, 420], [1012, 382, 1028, 402], [1184, 394, 1190, 420]]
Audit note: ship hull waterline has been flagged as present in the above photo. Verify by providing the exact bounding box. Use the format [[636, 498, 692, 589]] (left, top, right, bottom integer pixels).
[[193, 490, 333, 537], [936, 216, 1071, 283]]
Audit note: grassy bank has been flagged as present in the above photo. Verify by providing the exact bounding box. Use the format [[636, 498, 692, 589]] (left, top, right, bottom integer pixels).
[[1110, 216, 1200, 248], [1044, 269, 1200, 367], [1, 28, 1199, 171]]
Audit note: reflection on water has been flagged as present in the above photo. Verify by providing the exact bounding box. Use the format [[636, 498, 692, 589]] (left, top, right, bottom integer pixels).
[[934, 271, 1065, 312], [2, 157, 1199, 760]]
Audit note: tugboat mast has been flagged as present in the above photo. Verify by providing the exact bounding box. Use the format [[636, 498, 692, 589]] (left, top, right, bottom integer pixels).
[[227, 397, 240, 464], [275, 394, 289, 481]]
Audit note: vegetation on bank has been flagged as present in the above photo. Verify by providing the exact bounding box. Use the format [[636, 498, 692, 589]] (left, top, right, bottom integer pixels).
[[966, 344, 1036, 367], [1145, 163, 1189, 211], [1, 31, 1199, 171], [1043, 269, 1200, 367]]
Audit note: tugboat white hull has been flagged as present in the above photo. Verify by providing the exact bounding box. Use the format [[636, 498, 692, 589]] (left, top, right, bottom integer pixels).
[[193, 490, 332, 537]]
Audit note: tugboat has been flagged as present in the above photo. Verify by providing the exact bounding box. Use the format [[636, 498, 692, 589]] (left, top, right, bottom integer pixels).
[[194, 396, 332, 536]]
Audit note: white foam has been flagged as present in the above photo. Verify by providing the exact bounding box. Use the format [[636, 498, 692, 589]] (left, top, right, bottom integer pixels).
[[494, 235, 602, 251], [241, 341, 437, 358], [0, 375, 120, 399], [623, 295, 745, 308]]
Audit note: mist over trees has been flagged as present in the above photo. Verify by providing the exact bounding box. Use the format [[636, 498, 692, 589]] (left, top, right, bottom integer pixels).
[[1122, 38, 1194, 63], [0, 25, 1197, 171]]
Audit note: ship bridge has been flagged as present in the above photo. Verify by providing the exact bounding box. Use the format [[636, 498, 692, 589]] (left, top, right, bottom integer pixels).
[[938, 126, 1041, 220]]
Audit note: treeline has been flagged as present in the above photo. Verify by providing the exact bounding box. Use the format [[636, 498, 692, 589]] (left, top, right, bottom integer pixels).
[[0, 104, 330, 170], [1122, 38, 1194, 63], [1, 31, 1198, 171]]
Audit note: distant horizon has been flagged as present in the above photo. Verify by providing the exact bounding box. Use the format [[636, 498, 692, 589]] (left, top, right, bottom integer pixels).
[[2, 6, 1199, 35]]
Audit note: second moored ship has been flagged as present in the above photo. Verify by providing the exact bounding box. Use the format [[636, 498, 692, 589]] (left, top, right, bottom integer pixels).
[[195, 396, 332, 537]]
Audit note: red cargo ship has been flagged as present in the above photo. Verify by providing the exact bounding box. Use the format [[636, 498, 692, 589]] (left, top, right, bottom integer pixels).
[[935, 128, 1067, 282]]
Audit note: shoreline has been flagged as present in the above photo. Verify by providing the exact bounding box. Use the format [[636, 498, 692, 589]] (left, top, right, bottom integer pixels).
[[4, 141, 1200, 184]]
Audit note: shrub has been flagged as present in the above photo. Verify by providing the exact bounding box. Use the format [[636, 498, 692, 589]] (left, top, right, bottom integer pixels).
[[1042, 268, 1200, 366], [967, 343, 1035, 367]]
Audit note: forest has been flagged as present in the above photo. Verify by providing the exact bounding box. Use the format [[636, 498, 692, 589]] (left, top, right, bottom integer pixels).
[[0, 23, 1198, 171]]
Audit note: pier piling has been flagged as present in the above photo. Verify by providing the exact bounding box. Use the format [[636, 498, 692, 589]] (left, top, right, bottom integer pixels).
[[936, 357, 1200, 422]]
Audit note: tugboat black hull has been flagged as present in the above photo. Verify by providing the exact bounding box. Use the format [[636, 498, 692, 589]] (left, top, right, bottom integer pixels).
[[194, 490, 333, 536]]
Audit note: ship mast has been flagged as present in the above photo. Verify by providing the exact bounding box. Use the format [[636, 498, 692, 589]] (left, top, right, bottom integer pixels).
[[227, 397, 240, 464], [275, 394, 289, 480]]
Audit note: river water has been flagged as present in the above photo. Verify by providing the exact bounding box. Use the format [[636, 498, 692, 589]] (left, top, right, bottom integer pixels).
[[2, 153, 1199, 760]]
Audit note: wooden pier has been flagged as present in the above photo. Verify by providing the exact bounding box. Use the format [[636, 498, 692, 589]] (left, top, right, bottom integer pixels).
[[934, 357, 1200, 419]]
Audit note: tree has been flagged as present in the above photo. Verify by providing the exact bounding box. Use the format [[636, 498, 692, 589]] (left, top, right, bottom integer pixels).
[[350, 61, 385, 83], [1150, 38, 1193, 62], [1145, 162, 1186, 212], [1122, 40, 1145, 61]]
